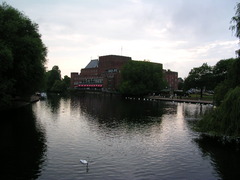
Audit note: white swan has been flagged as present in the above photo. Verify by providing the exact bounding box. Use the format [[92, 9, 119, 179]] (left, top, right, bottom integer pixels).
[[80, 159, 88, 165]]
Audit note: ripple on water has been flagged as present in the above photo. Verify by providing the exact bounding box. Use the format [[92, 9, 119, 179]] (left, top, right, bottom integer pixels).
[[29, 97, 220, 180]]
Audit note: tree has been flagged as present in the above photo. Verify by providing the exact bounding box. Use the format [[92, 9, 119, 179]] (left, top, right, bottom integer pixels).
[[45, 66, 70, 93], [0, 3, 47, 108], [63, 75, 70, 88], [197, 86, 240, 137], [51, 80, 66, 92], [178, 78, 184, 90], [119, 61, 165, 96], [213, 58, 240, 105], [230, 3, 240, 57], [50, 75, 70, 92], [230, 3, 240, 40], [214, 80, 231, 106], [227, 58, 240, 87], [195, 3, 240, 138], [0, 41, 14, 108], [184, 63, 213, 98], [211, 58, 235, 105], [46, 66, 61, 91], [212, 58, 235, 85]]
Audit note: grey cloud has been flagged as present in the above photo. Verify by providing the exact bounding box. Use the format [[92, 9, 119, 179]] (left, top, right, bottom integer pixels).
[[3, 0, 239, 78]]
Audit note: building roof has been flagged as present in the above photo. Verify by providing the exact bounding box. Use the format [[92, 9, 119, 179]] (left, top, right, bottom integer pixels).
[[99, 54, 132, 60], [100, 54, 131, 58], [85, 59, 99, 69]]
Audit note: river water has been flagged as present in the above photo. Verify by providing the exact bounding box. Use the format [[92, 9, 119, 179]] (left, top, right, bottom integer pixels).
[[1, 94, 240, 180]]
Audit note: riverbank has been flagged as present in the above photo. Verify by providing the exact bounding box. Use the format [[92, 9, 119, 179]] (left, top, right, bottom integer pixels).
[[196, 133, 240, 146], [10, 95, 40, 109]]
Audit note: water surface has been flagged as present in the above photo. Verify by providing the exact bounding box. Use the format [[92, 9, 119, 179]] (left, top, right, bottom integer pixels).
[[1, 94, 239, 179]]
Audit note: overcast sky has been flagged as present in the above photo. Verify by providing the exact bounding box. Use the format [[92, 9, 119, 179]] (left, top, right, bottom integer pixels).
[[2, 0, 239, 78]]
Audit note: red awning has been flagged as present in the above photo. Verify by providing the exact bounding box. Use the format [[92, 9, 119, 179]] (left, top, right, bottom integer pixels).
[[76, 84, 103, 87]]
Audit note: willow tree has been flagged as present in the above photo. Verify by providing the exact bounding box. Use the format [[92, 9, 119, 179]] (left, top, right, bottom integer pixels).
[[230, 2, 240, 56], [195, 3, 240, 137], [0, 3, 47, 108], [230, 3, 240, 39]]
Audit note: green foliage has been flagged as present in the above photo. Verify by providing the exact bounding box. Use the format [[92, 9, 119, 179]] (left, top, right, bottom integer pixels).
[[227, 58, 240, 87], [0, 41, 14, 108], [213, 58, 240, 105], [230, 2, 240, 40], [214, 80, 231, 106], [213, 58, 235, 85], [51, 80, 66, 92], [184, 63, 213, 98], [184, 59, 236, 100], [196, 58, 240, 137], [197, 87, 240, 137], [178, 78, 184, 90], [0, 3, 47, 109], [45, 66, 70, 93], [119, 61, 164, 96], [46, 66, 61, 91], [63, 75, 70, 88], [196, 3, 240, 138]]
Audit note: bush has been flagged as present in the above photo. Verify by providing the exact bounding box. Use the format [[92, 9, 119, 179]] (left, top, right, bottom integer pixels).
[[197, 86, 240, 137]]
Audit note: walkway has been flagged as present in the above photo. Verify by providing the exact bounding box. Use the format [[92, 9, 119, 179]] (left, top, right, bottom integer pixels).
[[147, 96, 213, 105]]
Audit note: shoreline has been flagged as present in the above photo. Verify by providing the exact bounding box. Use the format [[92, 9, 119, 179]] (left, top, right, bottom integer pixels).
[[10, 95, 40, 109], [196, 133, 240, 146]]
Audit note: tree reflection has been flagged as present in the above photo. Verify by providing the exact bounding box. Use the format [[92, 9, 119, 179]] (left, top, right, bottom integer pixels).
[[195, 135, 240, 179], [183, 104, 213, 120], [0, 105, 46, 180], [74, 94, 166, 133], [46, 93, 61, 113]]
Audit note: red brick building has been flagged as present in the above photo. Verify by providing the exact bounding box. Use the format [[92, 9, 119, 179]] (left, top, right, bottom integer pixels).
[[163, 69, 178, 90], [71, 54, 179, 92], [71, 55, 131, 92]]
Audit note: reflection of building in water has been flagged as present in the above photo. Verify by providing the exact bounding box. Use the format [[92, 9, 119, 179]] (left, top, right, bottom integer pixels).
[[71, 54, 179, 92], [77, 94, 165, 132]]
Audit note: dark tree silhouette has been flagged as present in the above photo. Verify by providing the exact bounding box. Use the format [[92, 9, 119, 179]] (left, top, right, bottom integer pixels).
[[0, 3, 47, 108]]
